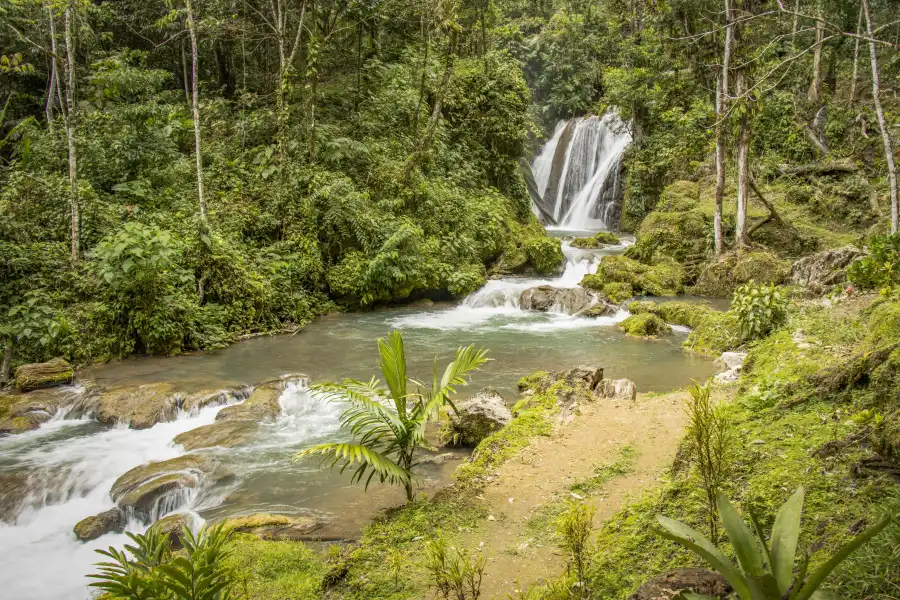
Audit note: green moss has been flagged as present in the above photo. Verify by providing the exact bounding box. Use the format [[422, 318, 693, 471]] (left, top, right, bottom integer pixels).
[[571, 232, 622, 248], [864, 300, 900, 347], [629, 209, 709, 264], [656, 180, 700, 212], [626, 300, 661, 316], [657, 301, 715, 329], [683, 310, 743, 355], [619, 313, 671, 338], [691, 250, 791, 297], [581, 255, 684, 297], [0, 394, 14, 420], [226, 534, 324, 600], [524, 236, 565, 275], [602, 282, 635, 304]]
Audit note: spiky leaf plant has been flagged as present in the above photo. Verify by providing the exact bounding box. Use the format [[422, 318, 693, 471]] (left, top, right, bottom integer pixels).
[[294, 330, 488, 501], [656, 487, 892, 600]]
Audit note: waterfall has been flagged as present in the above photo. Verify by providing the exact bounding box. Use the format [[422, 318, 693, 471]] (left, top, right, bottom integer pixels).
[[531, 112, 631, 231]]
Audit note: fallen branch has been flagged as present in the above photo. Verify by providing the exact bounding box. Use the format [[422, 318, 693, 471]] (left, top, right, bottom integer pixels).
[[778, 159, 857, 176]]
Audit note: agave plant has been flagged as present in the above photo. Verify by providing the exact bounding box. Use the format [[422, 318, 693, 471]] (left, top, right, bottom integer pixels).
[[657, 487, 892, 600], [295, 330, 488, 501]]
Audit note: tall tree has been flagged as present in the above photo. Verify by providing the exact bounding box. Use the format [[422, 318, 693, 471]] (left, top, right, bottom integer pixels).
[[185, 0, 207, 224], [714, 0, 733, 256], [63, 0, 79, 263], [860, 0, 898, 234]]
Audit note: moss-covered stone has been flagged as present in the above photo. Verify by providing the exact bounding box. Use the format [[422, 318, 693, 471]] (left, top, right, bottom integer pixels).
[[73, 508, 125, 541], [627, 300, 662, 316], [571, 231, 621, 248], [619, 313, 671, 338], [683, 310, 743, 355], [657, 301, 716, 329], [691, 251, 791, 297], [627, 209, 709, 265], [656, 180, 700, 212], [96, 382, 182, 429], [864, 299, 900, 347], [524, 236, 565, 275], [221, 513, 323, 540], [14, 358, 74, 391], [581, 255, 684, 297], [602, 282, 634, 304]]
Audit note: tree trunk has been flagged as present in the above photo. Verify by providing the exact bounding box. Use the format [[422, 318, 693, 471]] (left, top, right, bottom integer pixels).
[[714, 0, 733, 257], [849, 7, 862, 105], [808, 17, 824, 103], [185, 0, 207, 224], [45, 5, 58, 133], [0, 340, 12, 386], [181, 40, 191, 107], [861, 0, 898, 233], [64, 4, 79, 264], [735, 69, 750, 249]]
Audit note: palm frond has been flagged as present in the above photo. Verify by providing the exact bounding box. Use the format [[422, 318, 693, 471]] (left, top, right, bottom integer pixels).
[[313, 378, 405, 434], [378, 331, 409, 414], [294, 442, 411, 488]]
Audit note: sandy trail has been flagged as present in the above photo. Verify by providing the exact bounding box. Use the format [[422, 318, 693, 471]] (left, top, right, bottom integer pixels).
[[458, 389, 700, 599]]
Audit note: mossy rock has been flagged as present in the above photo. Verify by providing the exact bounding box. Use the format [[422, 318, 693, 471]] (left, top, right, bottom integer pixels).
[[627, 209, 710, 268], [571, 231, 621, 248], [173, 419, 258, 450], [864, 300, 900, 347], [96, 382, 182, 429], [73, 508, 125, 541], [683, 311, 743, 356], [619, 313, 671, 338], [627, 300, 662, 316], [602, 282, 634, 304], [524, 236, 565, 275], [581, 255, 684, 297], [657, 301, 716, 329], [871, 348, 900, 408], [656, 180, 700, 212], [691, 251, 790, 297], [14, 358, 74, 392], [220, 513, 323, 540]]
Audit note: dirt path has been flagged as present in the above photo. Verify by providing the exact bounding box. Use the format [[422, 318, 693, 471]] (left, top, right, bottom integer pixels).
[[459, 389, 706, 599]]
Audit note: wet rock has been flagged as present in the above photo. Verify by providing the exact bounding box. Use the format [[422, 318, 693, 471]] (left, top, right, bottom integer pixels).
[[577, 300, 620, 317], [96, 383, 183, 429], [791, 246, 866, 295], [181, 386, 251, 414], [73, 508, 126, 541], [417, 452, 461, 466], [214, 377, 303, 423], [519, 286, 593, 315], [220, 513, 324, 541], [594, 378, 637, 402], [0, 411, 51, 435], [111, 455, 233, 520], [691, 251, 790, 297], [619, 313, 671, 338], [151, 513, 195, 549], [571, 232, 621, 249], [440, 388, 512, 446], [172, 419, 258, 450], [628, 568, 731, 600], [14, 358, 75, 391]]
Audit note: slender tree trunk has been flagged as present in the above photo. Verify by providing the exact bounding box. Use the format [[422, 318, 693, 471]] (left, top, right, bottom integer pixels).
[[861, 0, 898, 233], [850, 7, 862, 105], [808, 17, 824, 103], [0, 340, 12, 386], [45, 6, 58, 133], [714, 0, 733, 257], [181, 40, 191, 107], [735, 69, 750, 249], [185, 0, 207, 223], [64, 4, 79, 264]]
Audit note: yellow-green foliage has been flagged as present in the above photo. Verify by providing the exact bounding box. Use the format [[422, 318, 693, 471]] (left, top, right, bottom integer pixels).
[[0, 394, 14, 420], [631, 209, 709, 262], [683, 311, 743, 355], [657, 301, 715, 329], [525, 235, 565, 274], [571, 231, 621, 248], [864, 299, 900, 347], [581, 255, 684, 297], [656, 180, 700, 212], [691, 251, 791, 297], [619, 313, 671, 338], [626, 300, 661, 316], [602, 282, 635, 304], [225, 534, 325, 600]]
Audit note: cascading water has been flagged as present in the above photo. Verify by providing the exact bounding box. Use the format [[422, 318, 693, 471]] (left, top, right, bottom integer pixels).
[[531, 112, 631, 231]]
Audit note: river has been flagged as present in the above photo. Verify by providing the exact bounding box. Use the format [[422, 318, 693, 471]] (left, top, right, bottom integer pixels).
[[0, 239, 720, 600]]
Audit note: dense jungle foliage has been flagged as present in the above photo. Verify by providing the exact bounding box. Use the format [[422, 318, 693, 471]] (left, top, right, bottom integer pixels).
[[1, 0, 898, 371]]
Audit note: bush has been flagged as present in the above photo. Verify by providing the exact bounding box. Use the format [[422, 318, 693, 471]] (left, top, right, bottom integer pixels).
[[525, 236, 565, 275], [731, 282, 788, 341], [684, 311, 744, 355], [848, 233, 900, 292]]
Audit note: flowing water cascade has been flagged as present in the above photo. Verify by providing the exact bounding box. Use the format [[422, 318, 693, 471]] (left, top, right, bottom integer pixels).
[[531, 113, 632, 231]]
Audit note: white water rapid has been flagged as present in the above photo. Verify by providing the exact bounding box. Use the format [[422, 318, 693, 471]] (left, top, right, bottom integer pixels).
[[531, 112, 632, 231], [0, 381, 341, 600]]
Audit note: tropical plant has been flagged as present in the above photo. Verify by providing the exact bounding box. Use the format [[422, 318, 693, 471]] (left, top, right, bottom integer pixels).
[[89, 523, 236, 600], [656, 487, 894, 600], [848, 234, 900, 292], [556, 501, 596, 599], [731, 282, 788, 341], [684, 380, 733, 541], [294, 330, 488, 501], [425, 534, 487, 600]]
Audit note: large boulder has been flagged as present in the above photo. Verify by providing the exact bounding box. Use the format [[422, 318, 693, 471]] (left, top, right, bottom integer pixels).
[[214, 379, 290, 423], [715, 351, 748, 384], [594, 378, 637, 402], [181, 386, 251, 414], [691, 251, 790, 297], [110, 455, 233, 520], [151, 513, 196, 549], [628, 569, 730, 600], [684, 311, 743, 356], [619, 313, 671, 338], [95, 383, 183, 429], [220, 513, 324, 541], [519, 286, 594, 315], [440, 389, 512, 446], [14, 358, 74, 391], [791, 246, 866, 294], [172, 420, 258, 451], [581, 255, 684, 297], [571, 231, 621, 249], [73, 508, 126, 541], [0, 391, 60, 436]]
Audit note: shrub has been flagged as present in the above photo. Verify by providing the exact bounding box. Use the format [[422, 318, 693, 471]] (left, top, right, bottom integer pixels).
[[731, 282, 788, 341], [684, 310, 744, 355], [848, 233, 900, 292], [557, 502, 596, 599], [525, 236, 565, 275], [424, 534, 487, 600]]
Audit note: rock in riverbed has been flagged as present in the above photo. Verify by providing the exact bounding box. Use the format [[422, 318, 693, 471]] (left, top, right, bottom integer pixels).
[[519, 285, 594, 314], [73, 508, 126, 541], [0, 390, 60, 436], [594, 378, 637, 402], [110, 455, 233, 520], [95, 382, 183, 429], [440, 388, 512, 446], [14, 358, 74, 391], [790, 245, 866, 295], [221, 513, 324, 541]]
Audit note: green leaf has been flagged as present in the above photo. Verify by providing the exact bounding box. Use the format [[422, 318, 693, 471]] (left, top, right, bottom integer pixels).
[[717, 493, 768, 578], [770, 487, 804, 593]]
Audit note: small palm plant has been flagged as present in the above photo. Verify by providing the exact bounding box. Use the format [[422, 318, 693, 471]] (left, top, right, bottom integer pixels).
[[294, 330, 488, 501], [656, 487, 893, 600]]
